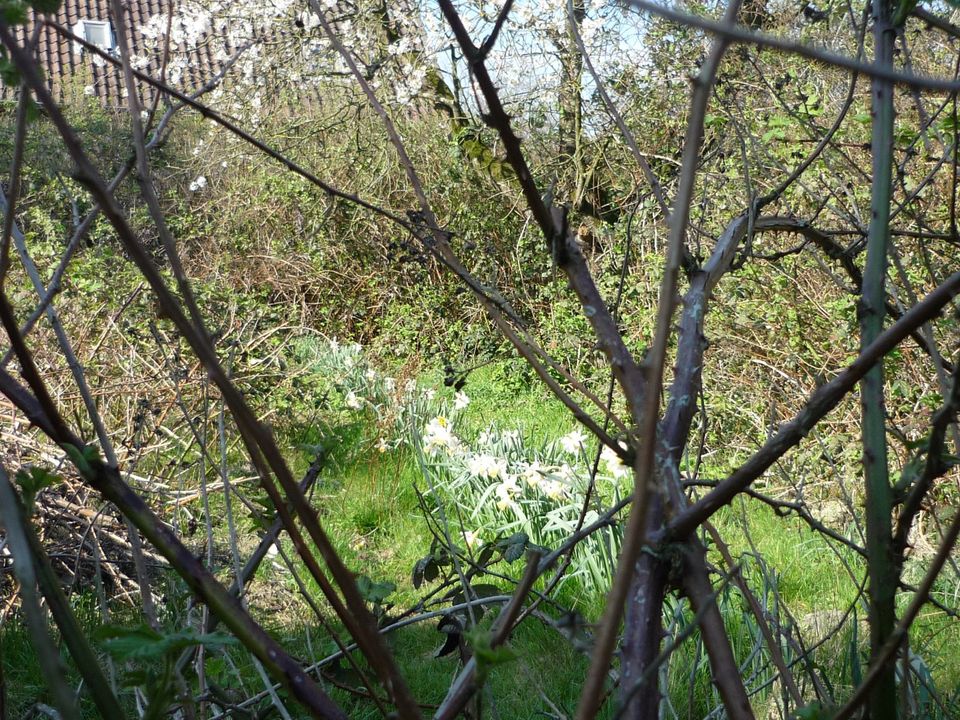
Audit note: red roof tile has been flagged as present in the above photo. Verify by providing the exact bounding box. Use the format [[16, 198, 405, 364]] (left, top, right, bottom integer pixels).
[[4, 0, 224, 107]]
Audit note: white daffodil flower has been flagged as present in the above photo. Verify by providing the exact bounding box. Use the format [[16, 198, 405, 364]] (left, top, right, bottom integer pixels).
[[559, 427, 587, 454]]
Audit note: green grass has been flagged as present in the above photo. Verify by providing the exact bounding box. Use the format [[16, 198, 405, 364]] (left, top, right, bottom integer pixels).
[[711, 498, 865, 614], [322, 619, 601, 719], [0, 594, 143, 717], [5, 361, 960, 718], [275, 359, 577, 610]]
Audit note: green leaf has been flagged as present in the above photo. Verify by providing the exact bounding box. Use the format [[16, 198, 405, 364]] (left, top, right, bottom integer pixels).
[[296, 442, 325, 455], [704, 113, 726, 128], [356, 575, 395, 605], [15, 466, 59, 514], [464, 627, 516, 673], [498, 532, 528, 563], [0, 1, 28, 24], [95, 624, 236, 661], [791, 703, 825, 720], [895, 124, 918, 146], [412, 556, 440, 589], [849, 615, 862, 686], [0, 48, 18, 86], [328, 659, 364, 689], [250, 494, 276, 517], [23, 96, 40, 123], [476, 544, 496, 567], [892, 0, 918, 26], [939, 115, 959, 133], [28, 0, 60, 13], [63, 443, 101, 478], [468, 583, 503, 600]]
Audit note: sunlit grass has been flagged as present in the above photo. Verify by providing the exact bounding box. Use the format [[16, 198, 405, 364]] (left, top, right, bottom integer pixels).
[[4, 358, 960, 717]]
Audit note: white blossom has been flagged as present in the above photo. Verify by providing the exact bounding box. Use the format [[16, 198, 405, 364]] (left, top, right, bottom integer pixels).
[[467, 453, 507, 480], [454, 391, 470, 410], [501, 429, 520, 444], [297, 10, 321, 30], [344, 390, 362, 410], [521, 461, 544, 488], [601, 443, 631, 480], [424, 416, 459, 454], [188, 175, 207, 192], [559, 427, 587, 455], [494, 476, 520, 509], [544, 479, 568, 501]]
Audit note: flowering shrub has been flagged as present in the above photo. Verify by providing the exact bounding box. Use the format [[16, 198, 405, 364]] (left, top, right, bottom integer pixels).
[[312, 337, 630, 600]]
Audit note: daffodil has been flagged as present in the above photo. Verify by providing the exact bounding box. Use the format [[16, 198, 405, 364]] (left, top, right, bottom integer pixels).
[[467, 453, 507, 479], [521, 461, 544, 488], [601, 443, 631, 480], [424, 416, 459, 454], [559, 427, 587, 454], [544, 480, 568, 501]]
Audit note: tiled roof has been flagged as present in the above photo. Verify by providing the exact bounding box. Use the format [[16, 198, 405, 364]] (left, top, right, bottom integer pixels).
[[5, 1, 223, 107]]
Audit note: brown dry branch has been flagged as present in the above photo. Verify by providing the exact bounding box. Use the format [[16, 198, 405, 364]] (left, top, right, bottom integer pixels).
[[1, 16, 422, 716], [2, 1, 960, 718]]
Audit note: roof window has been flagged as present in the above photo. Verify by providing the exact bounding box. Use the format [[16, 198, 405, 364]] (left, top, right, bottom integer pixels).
[[72, 19, 116, 56], [82, 20, 115, 51]]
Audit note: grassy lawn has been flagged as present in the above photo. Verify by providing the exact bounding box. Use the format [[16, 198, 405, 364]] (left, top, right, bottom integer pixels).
[[3, 360, 960, 718]]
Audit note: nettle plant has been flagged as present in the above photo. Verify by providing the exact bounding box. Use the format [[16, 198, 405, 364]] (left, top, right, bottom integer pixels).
[[316, 338, 629, 600]]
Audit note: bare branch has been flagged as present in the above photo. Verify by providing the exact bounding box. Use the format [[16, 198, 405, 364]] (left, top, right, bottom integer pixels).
[[667, 268, 960, 540]]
